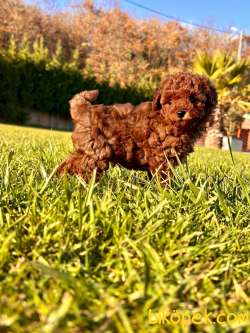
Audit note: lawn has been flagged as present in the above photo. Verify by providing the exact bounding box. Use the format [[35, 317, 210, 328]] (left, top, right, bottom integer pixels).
[[0, 123, 249, 333]]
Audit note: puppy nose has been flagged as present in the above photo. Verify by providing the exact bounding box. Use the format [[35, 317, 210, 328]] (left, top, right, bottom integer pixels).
[[177, 110, 186, 118]]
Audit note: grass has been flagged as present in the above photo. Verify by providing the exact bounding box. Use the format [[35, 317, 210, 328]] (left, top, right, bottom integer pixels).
[[0, 123, 250, 333]]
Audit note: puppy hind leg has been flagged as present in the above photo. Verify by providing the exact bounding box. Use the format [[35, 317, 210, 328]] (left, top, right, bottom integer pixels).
[[57, 152, 110, 183], [83, 155, 110, 182], [57, 152, 85, 177]]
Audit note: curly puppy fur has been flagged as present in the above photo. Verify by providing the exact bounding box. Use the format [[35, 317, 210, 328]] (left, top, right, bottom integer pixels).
[[58, 72, 217, 182]]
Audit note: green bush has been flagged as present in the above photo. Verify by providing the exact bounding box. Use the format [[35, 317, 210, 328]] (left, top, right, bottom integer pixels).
[[0, 36, 155, 123]]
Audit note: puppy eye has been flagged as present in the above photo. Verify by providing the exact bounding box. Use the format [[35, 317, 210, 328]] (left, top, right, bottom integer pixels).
[[189, 94, 196, 104], [166, 100, 172, 106]]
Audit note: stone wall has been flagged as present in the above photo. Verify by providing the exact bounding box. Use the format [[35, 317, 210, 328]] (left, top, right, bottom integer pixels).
[[26, 111, 73, 131]]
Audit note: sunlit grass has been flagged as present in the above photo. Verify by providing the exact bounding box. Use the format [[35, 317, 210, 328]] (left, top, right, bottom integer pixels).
[[0, 124, 250, 333]]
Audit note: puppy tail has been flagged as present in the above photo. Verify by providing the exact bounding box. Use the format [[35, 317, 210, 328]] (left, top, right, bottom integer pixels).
[[81, 90, 99, 103], [70, 90, 99, 121]]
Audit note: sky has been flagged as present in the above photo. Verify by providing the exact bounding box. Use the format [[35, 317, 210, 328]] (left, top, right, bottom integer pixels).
[[29, 0, 250, 34], [96, 0, 250, 35]]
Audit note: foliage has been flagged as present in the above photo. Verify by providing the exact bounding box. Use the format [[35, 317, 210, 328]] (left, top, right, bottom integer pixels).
[[0, 36, 154, 123], [1, 1, 249, 125], [194, 52, 250, 136], [1, 0, 249, 88], [0, 36, 82, 122], [0, 124, 250, 332]]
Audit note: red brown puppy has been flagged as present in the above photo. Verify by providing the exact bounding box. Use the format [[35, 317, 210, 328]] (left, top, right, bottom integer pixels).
[[58, 72, 217, 182]]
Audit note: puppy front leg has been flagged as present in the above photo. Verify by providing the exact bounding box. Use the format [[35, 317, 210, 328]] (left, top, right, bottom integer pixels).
[[149, 161, 172, 185]]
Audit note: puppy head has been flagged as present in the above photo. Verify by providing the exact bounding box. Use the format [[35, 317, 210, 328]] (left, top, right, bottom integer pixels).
[[153, 72, 217, 131]]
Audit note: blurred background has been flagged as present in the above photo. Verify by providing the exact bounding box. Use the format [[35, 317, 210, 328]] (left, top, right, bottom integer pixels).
[[0, 0, 249, 150]]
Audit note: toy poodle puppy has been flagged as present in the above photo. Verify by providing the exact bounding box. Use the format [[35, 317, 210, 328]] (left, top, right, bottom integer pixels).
[[57, 72, 217, 182]]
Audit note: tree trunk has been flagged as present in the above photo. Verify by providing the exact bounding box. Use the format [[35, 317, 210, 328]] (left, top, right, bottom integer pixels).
[[204, 107, 223, 149]]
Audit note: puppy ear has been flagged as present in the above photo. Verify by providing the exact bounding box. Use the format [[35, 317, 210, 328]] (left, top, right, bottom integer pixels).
[[153, 89, 162, 111]]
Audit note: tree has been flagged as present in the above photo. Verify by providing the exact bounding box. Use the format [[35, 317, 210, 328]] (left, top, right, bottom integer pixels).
[[194, 52, 250, 148]]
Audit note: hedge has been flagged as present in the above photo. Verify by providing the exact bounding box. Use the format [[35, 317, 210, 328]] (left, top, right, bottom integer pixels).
[[0, 36, 155, 123]]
